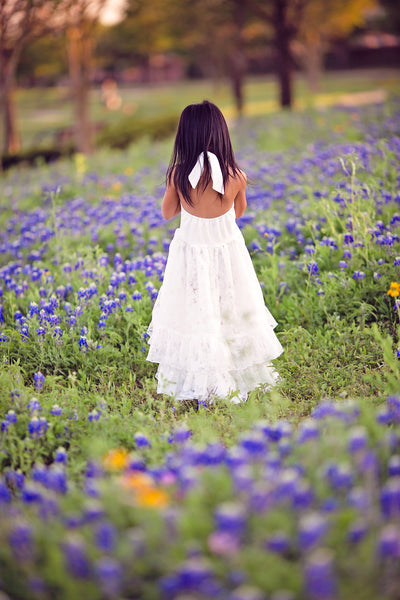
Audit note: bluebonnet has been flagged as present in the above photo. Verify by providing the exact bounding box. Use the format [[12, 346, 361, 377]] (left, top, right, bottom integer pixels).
[[8, 522, 34, 562], [55, 447, 67, 463], [27, 398, 41, 413], [304, 549, 337, 599], [95, 557, 123, 598], [134, 432, 152, 448], [377, 525, 400, 558], [63, 537, 91, 578], [352, 271, 366, 280], [298, 513, 328, 550], [33, 371, 45, 391], [307, 262, 319, 276], [214, 502, 246, 537], [94, 521, 116, 552], [6, 410, 17, 424]]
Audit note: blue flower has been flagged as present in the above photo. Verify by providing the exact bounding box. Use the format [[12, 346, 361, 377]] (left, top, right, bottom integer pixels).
[[27, 398, 41, 413], [377, 525, 400, 558], [95, 557, 123, 598], [88, 409, 101, 422], [304, 549, 337, 599], [297, 419, 320, 443], [0, 479, 12, 503], [380, 478, 400, 519], [347, 520, 368, 544], [347, 426, 368, 453], [63, 537, 91, 578], [134, 432, 152, 449], [265, 532, 291, 554], [8, 522, 34, 562], [388, 456, 400, 477], [307, 262, 319, 276], [78, 336, 88, 350], [298, 513, 328, 551], [6, 410, 17, 424], [214, 502, 246, 537], [94, 522, 116, 552], [33, 371, 45, 391], [55, 447, 67, 463], [352, 270, 366, 280]]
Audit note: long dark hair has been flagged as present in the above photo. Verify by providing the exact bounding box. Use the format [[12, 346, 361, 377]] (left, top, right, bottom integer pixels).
[[166, 100, 242, 206]]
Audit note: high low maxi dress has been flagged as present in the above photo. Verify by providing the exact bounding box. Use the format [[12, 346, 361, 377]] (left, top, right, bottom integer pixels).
[[146, 156, 283, 403]]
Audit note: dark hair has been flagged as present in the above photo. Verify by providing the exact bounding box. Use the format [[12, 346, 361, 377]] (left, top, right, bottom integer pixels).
[[166, 100, 242, 206]]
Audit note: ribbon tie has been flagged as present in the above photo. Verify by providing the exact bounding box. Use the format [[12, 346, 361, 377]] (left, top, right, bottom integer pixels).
[[188, 151, 224, 195]]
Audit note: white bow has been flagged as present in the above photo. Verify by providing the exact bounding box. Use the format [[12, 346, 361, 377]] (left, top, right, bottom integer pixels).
[[188, 151, 224, 195]]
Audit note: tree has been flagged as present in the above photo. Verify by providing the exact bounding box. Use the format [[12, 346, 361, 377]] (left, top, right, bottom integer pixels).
[[63, 0, 109, 155], [97, 0, 174, 82], [293, 0, 377, 91], [164, 0, 252, 115], [0, 0, 64, 154], [246, 0, 307, 109]]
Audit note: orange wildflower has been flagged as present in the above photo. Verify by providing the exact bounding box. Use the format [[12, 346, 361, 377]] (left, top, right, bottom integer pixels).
[[135, 487, 169, 509], [102, 448, 129, 471], [119, 471, 169, 508]]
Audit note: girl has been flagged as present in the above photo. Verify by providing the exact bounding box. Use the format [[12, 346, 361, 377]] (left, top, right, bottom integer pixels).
[[146, 100, 283, 403]]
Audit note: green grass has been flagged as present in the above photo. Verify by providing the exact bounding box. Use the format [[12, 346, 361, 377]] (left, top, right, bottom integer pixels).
[[14, 68, 400, 150]]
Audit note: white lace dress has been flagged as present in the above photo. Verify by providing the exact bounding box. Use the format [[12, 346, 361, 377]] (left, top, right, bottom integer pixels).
[[146, 204, 283, 402]]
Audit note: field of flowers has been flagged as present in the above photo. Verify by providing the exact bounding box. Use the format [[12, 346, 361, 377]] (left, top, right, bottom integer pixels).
[[0, 98, 400, 599]]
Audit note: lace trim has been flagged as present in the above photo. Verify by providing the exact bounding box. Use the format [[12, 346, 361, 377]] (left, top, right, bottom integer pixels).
[[155, 361, 280, 402]]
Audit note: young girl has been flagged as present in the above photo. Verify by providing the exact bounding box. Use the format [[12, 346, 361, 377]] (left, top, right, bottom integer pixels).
[[146, 100, 283, 403]]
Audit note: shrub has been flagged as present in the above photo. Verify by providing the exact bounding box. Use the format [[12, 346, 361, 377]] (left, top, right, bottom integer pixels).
[[96, 114, 179, 149]]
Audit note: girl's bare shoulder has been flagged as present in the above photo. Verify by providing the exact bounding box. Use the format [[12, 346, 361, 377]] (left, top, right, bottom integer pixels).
[[231, 169, 247, 187]]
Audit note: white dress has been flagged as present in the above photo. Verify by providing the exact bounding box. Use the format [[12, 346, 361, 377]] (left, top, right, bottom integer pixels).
[[146, 202, 284, 403]]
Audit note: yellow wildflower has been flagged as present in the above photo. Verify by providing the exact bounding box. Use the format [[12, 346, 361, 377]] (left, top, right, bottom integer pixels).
[[124, 167, 133, 176], [112, 181, 122, 191], [387, 282, 400, 297], [102, 448, 129, 471]]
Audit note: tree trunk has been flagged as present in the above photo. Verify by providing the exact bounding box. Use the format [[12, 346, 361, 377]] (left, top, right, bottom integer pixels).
[[273, 0, 293, 109], [0, 53, 20, 154], [230, 58, 245, 115], [66, 25, 93, 154], [229, 0, 247, 116], [4, 84, 20, 153]]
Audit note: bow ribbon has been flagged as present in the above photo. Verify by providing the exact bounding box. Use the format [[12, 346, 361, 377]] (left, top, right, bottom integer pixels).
[[188, 151, 224, 195]]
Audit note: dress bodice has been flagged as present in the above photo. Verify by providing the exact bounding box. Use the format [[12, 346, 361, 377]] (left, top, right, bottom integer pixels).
[[177, 203, 238, 246]]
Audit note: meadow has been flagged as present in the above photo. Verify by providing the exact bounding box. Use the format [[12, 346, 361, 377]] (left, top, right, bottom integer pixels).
[[14, 68, 400, 150], [0, 87, 400, 599]]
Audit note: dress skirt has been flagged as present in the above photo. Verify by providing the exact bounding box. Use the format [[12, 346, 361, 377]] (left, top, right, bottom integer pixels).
[[146, 204, 283, 402]]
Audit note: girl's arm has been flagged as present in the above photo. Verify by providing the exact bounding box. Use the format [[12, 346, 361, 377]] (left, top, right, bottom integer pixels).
[[161, 180, 181, 221], [234, 171, 247, 219]]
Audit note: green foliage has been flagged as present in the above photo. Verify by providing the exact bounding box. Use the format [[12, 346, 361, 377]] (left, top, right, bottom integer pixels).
[[96, 113, 179, 149], [1, 143, 75, 171]]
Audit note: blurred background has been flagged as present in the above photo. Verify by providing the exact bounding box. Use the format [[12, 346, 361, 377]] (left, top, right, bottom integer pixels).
[[1, 0, 399, 169]]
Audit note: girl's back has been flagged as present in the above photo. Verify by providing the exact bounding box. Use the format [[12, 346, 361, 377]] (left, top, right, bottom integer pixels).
[[162, 169, 247, 220]]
